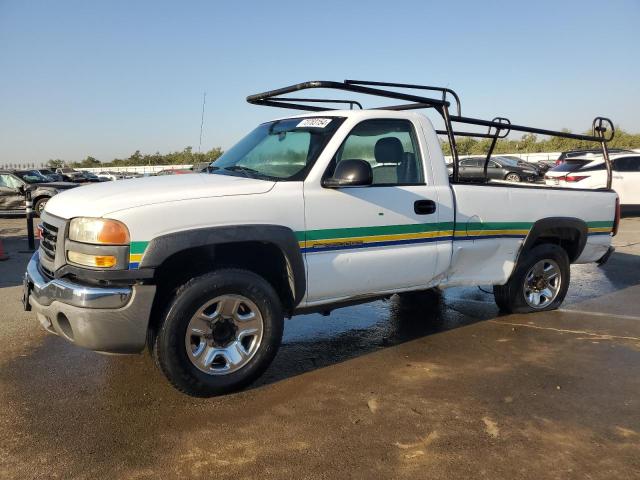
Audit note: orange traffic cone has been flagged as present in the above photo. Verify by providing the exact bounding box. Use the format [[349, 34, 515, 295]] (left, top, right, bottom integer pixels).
[[0, 237, 8, 261]]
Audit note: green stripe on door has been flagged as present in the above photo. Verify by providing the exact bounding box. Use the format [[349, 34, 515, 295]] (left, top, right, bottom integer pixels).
[[303, 222, 456, 241]]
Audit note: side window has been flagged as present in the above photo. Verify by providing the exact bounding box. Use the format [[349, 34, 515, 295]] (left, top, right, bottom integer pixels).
[[614, 156, 640, 172], [462, 158, 482, 167], [332, 119, 424, 185], [0, 174, 22, 189]]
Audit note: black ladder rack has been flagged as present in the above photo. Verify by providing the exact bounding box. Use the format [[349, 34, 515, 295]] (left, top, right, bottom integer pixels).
[[247, 80, 615, 188]]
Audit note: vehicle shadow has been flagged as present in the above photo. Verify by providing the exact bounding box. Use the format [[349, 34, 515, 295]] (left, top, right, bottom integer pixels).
[[620, 208, 640, 218], [252, 290, 491, 390]]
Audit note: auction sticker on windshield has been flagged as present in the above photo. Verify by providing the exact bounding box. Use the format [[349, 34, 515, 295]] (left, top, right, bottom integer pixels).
[[297, 118, 332, 128]]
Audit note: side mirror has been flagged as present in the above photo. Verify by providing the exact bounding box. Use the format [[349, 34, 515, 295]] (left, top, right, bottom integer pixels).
[[323, 159, 373, 188], [16, 185, 26, 195]]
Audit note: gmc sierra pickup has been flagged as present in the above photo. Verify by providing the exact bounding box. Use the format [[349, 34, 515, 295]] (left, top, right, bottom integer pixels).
[[23, 80, 618, 396]]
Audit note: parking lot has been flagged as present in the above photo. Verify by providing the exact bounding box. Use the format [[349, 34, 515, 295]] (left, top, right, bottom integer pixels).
[[1, 216, 639, 479]]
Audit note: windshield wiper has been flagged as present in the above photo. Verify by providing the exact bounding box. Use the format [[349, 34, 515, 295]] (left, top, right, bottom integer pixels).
[[223, 165, 265, 178]]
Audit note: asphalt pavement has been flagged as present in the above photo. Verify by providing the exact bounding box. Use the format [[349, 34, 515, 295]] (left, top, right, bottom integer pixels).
[[1, 216, 639, 479]]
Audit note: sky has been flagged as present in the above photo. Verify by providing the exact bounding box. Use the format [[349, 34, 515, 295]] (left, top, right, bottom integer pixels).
[[0, 0, 639, 166]]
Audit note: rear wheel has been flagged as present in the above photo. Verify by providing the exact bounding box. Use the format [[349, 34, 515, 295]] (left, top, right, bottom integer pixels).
[[505, 172, 521, 182], [154, 269, 284, 397], [494, 244, 570, 313]]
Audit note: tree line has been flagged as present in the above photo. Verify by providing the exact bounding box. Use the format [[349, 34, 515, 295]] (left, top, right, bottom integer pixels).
[[45, 146, 224, 169], [440, 128, 640, 156], [32, 127, 640, 170]]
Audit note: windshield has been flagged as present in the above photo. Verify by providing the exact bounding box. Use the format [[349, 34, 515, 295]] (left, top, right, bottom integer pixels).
[[212, 117, 344, 181], [14, 171, 49, 184]]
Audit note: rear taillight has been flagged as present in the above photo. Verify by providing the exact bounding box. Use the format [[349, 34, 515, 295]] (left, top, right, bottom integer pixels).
[[555, 159, 562, 165], [612, 196, 620, 236], [564, 175, 588, 182]]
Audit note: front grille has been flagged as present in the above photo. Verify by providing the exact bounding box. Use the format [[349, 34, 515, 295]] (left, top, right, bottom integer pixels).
[[40, 222, 58, 261]]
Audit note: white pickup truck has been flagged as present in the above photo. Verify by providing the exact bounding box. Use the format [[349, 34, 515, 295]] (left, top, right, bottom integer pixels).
[[23, 80, 619, 397]]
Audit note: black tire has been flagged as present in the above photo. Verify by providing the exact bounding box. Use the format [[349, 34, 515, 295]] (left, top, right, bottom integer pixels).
[[154, 268, 284, 397], [34, 197, 49, 217], [493, 244, 570, 314]]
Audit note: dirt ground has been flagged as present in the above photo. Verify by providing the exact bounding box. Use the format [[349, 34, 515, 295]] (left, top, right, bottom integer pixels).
[[1, 216, 639, 479]]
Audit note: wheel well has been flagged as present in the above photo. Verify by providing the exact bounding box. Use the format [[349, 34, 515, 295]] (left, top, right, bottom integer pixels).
[[529, 227, 583, 262], [148, 241, 295, 344]]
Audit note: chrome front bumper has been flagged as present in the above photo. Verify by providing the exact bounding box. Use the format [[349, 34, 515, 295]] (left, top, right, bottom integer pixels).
[[24, 252, 156, 354], [26, 251, 132, 309]]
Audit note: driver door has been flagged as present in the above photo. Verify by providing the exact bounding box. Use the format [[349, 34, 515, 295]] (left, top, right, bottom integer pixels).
[[302, 118, 445, 303]]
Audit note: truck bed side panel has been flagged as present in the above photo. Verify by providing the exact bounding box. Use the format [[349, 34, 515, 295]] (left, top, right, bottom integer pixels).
[[444, 184, 616, 287]]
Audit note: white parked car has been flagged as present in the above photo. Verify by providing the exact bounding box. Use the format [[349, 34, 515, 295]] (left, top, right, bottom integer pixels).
[[544, 154, 640, 208], [97, 171, 122, 181], [23, 80, 619, 397]]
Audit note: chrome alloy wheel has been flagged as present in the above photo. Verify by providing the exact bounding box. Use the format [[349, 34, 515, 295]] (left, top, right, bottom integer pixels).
[[523, 259, 561, 309], [505, 173, 521, 182], [185, 294, 264, 375]]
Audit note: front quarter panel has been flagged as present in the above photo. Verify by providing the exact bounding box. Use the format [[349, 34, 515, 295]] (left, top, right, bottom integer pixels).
[[107, 181, 306, 287]]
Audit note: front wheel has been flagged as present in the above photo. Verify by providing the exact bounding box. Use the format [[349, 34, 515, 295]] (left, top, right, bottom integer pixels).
[[154, 269, 284, 397], [493, 244, 570, 313], [505, 172, 521, 182], [34, 197, 49, 217]]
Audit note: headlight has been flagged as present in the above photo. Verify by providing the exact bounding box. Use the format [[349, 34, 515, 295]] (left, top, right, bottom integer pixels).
[[69, 217, 130, 245]]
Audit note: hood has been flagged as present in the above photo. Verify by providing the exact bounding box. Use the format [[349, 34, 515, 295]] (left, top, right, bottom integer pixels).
[[44, 173, 276, 219], [36, 182, 79, 190]]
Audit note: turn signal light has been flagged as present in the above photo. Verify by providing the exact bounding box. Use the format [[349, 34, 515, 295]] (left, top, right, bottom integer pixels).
[[67, 251, 117, 268]]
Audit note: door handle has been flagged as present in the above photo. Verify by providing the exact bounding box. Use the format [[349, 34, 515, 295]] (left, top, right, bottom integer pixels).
[[414, 200, 436, 215]]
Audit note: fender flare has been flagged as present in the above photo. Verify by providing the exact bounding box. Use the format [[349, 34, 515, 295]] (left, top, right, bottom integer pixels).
[[520, 217, 588, 263], [140, 224, 306, 305]]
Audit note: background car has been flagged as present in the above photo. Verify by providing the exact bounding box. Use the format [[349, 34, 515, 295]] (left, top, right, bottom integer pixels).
[[97, 171, 127, 181], [35, 169, 65, 182], [498, 155, 555, 175], [555, 148, 633, 166], [55, 167, 85, 182], [191, 162, 214, 173], [79, 171, 106, 182], [156, 168, 193, 175], [544, 153, 640, 208], [0, 170, 78, 215], [97, 171, 117, 181], [448, 156, 541, 182]]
